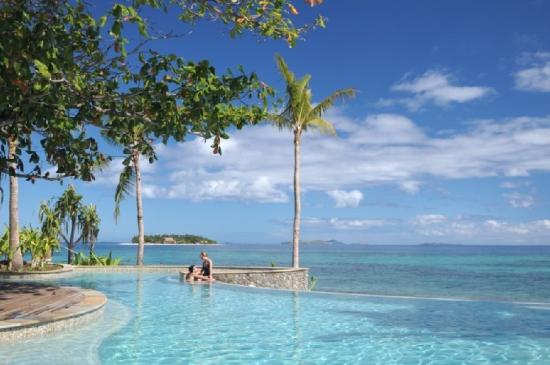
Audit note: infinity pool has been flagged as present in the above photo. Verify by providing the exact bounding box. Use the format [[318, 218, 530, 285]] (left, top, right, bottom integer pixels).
[[2, 273, 550, 364]]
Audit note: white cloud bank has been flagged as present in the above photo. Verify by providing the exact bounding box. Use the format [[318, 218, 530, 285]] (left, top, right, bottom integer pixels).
[[378, 70, 494, 111], [411, 214, 550, 243], [293, 214, 550, 243], [514, 51, 550, 92], [94, 113, 550, 205]]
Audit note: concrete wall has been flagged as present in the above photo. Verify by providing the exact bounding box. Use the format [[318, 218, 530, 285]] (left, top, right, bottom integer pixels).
[[186, 267, 310, 291]]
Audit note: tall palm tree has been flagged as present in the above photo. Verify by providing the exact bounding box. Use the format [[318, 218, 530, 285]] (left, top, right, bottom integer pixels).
[[104, 126, 148, 266], [8, 137, 23, 270], [271, 54, 355, 268]]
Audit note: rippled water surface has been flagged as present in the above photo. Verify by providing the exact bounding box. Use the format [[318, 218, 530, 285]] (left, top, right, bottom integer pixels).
[[55, 243, 550, 302], [2, 272, 550, 364]]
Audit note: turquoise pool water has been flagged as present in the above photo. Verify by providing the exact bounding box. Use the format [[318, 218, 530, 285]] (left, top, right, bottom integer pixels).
[[2, 272, 550, 364]]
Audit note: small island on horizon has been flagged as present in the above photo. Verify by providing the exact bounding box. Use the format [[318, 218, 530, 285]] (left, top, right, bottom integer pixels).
[[131, 234, 216, 245]]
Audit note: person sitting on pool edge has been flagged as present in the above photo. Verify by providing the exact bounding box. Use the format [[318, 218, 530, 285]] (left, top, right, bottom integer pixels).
[[200, 251, 215, 282], [185, 265, 206, 282]]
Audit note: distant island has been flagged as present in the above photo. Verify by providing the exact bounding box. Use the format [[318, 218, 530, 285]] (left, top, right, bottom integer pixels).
[[131, 234, 216, 244], [281, 239, 346, 245]]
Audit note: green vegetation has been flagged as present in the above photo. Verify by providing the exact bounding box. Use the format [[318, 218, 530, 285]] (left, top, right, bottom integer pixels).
[[132, 234, 216, 244], [0, 226, 59, 271], [308, 275, 318, 291], [270, 55, 355, 268], [73, 251, 120, 266], [1, 0, 326, 270], [48, 185, 101, 264]]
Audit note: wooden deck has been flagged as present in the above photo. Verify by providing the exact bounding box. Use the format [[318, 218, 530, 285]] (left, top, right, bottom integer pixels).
[[0, 282, 84, 321]]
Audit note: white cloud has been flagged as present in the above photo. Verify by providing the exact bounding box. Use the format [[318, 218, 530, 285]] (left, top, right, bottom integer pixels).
[[484, 219, 550, 236], [349, 114, 426, 144], [500, 181, 521, 189], [503, 192, 535, 208], [413, 214, 447, 226], [93, 113, 550, 205], [300, 214, 550, 243], [399, 181, 422, 194], [514, 51, 550, 92], [327, 190, 363, 208], [411, 215, 550, 242], [302, 217, 390, 230], [378, 70, 494, 111]]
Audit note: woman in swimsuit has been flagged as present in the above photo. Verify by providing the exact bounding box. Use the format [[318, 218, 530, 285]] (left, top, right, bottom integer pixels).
[[200, 252, 215, 282]]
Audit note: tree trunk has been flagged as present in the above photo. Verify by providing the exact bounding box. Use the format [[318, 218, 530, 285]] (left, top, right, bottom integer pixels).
[[67, 218, 76, 264], [133, 152, 145, 266], [89, 239, 96, 256], [8, 137, 23, 271], [292, 129, 302, 268]]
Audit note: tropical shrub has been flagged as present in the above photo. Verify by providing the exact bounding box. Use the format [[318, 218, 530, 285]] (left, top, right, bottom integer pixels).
[[73, 251, 120, 266], [20, 227, 60, 269], [0, 228, 9, 261]]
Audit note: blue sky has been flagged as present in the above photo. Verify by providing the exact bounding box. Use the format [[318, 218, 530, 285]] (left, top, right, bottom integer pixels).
[[2, 0, 550, 244]]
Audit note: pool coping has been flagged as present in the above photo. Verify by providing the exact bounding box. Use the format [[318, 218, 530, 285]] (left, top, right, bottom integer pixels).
[[0, 264, 74, 279], [0, 287, 107, 342]]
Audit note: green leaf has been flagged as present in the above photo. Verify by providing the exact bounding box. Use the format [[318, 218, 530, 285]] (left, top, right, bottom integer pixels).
[[99, 16, 107, 27], [34, 60, 51, 79]]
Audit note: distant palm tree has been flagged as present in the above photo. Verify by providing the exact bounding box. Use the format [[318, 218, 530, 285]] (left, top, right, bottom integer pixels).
[[271, 54, 355, 268], [54, 185, 100, 264], [79, 204, 101, 255], [38, 201, 61, 261]]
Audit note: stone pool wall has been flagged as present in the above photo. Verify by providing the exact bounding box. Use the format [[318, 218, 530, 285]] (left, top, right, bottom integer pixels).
[[188, 267, 310, 291]]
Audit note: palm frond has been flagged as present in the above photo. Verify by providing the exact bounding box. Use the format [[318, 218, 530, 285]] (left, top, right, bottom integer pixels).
[[267, 113, 293, 131], [100, 128, 122, 148], [275, 54, 295, 87], [309, 88, 356, 119], [114, 164, 135, 221], [306, 117, 337, 135]]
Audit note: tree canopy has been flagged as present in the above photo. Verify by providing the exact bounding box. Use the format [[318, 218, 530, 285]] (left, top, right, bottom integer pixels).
[[1, 0, 326, 185]]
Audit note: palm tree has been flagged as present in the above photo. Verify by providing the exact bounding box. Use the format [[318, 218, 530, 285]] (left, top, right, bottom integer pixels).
[[53, 186, 101, 264], [104, 126, 148, 266], [7, 137, 23, 270], [38, 201, 61, 262], [54, 185, 83, 264], [271, 55, 355, 268], [79, 204, 101, 256]]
